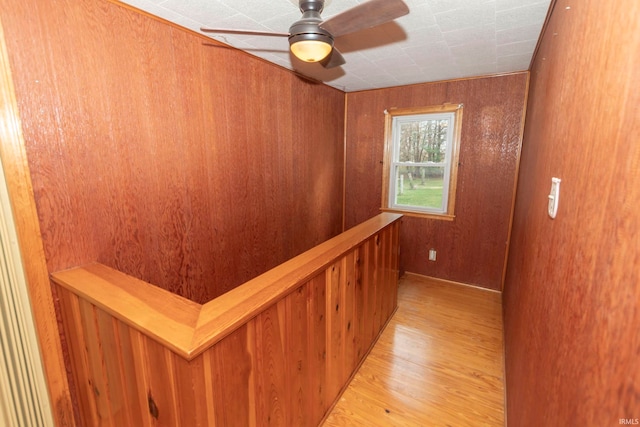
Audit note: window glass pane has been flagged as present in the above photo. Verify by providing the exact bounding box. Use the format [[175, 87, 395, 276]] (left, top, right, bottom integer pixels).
[[383, 104, 462, 218], [397, 119, 450, 163], [394, 165, 444, 210]]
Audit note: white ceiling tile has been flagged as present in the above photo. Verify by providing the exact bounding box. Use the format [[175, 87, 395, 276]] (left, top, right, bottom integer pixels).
[[450, 36, 496, 52], [496, 2, 549, 31], [457, 62, 498, 76], [397, 3, 437, 28], [327, 0, 363, 15], [452, 53, 496, 68], [496, 23, 543, 44], [262, 10, 301, 32], [497, 39, 537, 56], [420, 68, 464, 83], [403, 25, 445, 46], [119, 1, 187, 23], [158, 0, 237, 24], [496, 0, 549, 12], [443, 25, 495, 47], [427, 0, 470, 14], [123, 0, 163, 8], [202, 13, 263, 32], [435, 3, 496, 33], [404, 40, 450, 57], [361, 45, 406, 61], [497, 52, 532, 69]]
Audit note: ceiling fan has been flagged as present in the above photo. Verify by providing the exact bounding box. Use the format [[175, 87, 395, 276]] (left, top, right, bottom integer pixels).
[[200, 0, 409, 69]]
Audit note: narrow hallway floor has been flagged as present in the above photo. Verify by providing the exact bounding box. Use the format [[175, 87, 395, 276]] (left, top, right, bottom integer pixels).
[[323, 273, 505, 426]]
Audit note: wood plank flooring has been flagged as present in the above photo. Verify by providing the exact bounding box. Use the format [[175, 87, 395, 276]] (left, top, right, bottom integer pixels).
[[322, 273, 505, 427]]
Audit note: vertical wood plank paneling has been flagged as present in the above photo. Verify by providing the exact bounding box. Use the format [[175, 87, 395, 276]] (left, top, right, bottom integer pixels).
[[56, 288, 99, 426], [210, 323, 256, 427], [345, 74, 528, 290], [362, 238, 378, 346], [307, 273, 328, 425], [190, 353, 219, 426], [201, 351, 218, 426], [391, 221, 400, 309], [54, 218, 401, 426], [0, 17, 75, 425], [326, 260, 344, 403], [141, 338, 180, 427], [171, 352, 202, 427], [94, 309, 133, 425], [255, 300, 288, 426], [343, 250, 357, 374], [379, 229, 389, 322], [77, 299, 112, 425], [354, 244, 366, 362], [113, 319, 145, 427], [373, 234, 383, 335], [383, 223, 398, 320], [379, 227, 392, 322], [286, 284, 310, 426], [128, 329, 157, 427], [503, 0, 640, 425]]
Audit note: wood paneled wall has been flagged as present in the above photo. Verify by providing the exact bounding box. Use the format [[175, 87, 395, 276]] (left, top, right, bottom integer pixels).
[[52, 214, 401, 426], [0, 0, 345, 304], [503, 0, 640, 425], [0, 19, 76, 425], [344, 74, 528, 290]]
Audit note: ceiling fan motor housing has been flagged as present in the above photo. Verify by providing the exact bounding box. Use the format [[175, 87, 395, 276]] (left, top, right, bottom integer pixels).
[[289, 0, 334, 48], [298, 0, 325, 13]]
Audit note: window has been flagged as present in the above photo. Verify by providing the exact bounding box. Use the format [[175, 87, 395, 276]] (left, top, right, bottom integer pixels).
[[382, 104, 463, 219]]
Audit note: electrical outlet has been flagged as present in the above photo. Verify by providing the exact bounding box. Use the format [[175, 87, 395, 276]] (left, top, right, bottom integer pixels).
[[429, 249, 437, 261]]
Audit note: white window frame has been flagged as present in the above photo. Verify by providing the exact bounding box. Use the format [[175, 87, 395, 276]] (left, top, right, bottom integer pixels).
[[382, 104, 463, 220]]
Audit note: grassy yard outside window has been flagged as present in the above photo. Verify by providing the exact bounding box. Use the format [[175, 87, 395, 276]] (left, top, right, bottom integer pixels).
[[382, 104, 463, 220]]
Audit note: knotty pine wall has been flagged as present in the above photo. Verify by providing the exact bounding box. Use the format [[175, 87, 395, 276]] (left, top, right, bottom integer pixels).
[[503, 0, 639, 425], [0, 0, 345, 304], [344, 74, 528, 290]]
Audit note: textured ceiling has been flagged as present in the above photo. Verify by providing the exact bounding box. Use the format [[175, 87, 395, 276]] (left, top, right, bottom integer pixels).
[[117, 0, 551, 92]]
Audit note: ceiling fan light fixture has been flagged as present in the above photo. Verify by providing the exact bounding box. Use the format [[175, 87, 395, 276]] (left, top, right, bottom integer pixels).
[[289, 31, 333, 62], [290, 39, 332, 62]]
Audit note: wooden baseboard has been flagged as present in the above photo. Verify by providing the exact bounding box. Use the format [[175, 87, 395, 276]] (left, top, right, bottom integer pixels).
[[402, 271, 502, 294]]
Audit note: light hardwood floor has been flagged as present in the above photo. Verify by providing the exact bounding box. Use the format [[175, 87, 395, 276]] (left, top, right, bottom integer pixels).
[[322, 273, 505, 427]]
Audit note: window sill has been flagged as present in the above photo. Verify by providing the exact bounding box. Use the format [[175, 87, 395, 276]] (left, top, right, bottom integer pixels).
[[380, 208, 455, 221]]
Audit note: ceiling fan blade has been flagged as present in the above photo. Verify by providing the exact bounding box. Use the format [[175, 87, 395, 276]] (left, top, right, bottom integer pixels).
[[200, 27, 290, 37], [319, 0, 409, 38], [321, 48, 346, 69]]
